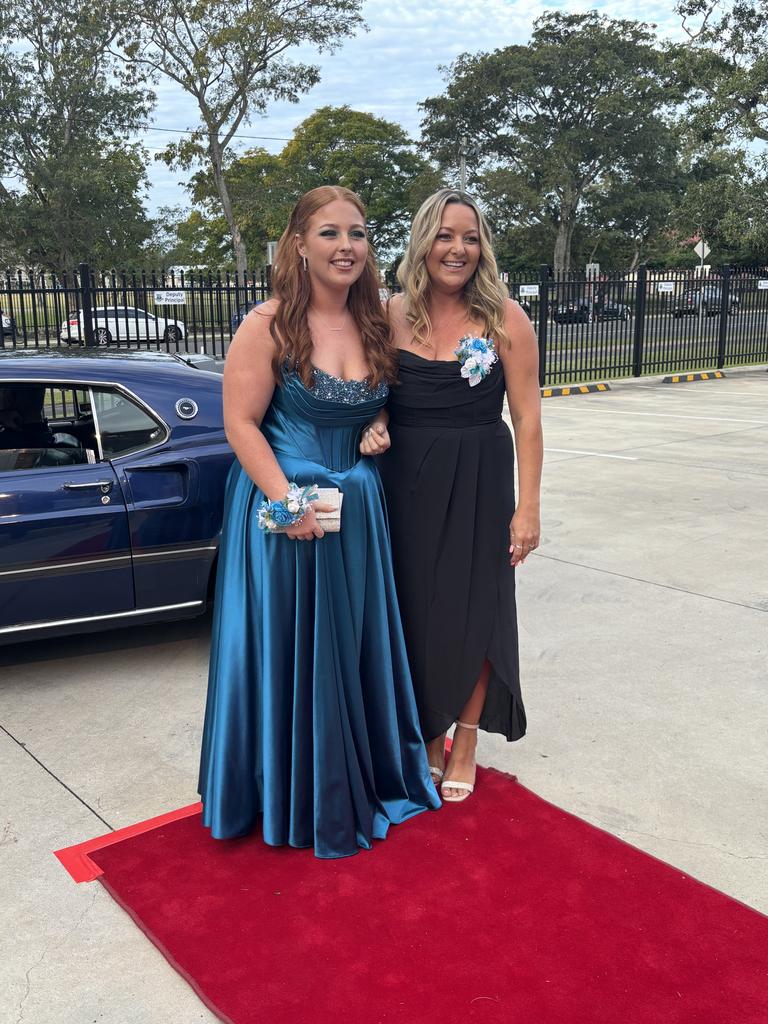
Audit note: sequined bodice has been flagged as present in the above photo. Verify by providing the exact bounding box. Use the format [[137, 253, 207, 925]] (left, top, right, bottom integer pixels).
[[260, 370, 387, 473], [311, 366, 388, 405]]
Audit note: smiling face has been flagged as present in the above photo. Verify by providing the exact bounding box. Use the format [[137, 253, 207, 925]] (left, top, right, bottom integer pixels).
[[425, 201, 481, 294], [296, 199, 369, 292]]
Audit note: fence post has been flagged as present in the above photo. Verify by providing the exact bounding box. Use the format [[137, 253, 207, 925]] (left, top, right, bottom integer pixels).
[[716, 263, 731, 369], [537, 263, 550, 387], [78, 262, 95, 347], [632, 263, 647, 377]]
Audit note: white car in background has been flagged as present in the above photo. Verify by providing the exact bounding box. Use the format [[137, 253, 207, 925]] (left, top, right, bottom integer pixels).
[[60, 306, 186, 346]]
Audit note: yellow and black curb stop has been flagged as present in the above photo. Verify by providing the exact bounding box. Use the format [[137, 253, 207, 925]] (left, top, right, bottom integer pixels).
[[541, 383, 610, 398], [663, 371, 725, 384]]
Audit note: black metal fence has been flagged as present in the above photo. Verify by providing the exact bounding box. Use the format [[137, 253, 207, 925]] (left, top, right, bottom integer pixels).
[[504, 263, 768, 385], [3, 261, 768, 384], [1, 263, 269, 361]]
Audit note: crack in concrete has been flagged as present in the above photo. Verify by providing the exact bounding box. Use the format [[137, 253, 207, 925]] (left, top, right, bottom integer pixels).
[[15, 888, 99, 1023], [595, 819, 768, 862], [0, 724, 114, 831], [531, 553, 767, 612]]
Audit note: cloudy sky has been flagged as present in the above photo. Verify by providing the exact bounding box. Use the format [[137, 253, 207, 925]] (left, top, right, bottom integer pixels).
[[144, 0, 684, 214]]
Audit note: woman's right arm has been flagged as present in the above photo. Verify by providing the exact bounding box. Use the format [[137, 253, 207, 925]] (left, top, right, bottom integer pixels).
[[223, 301, 291, 502], [224, 304, 328, 539]]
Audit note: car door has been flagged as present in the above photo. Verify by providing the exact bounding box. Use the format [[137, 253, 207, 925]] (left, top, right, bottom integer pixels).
[[90, 383, 218, 610], [0, 383, 134, 638]]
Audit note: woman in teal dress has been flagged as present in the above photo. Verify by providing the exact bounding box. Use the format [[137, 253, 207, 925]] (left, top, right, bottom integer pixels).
[[198, 186, 439, 859]]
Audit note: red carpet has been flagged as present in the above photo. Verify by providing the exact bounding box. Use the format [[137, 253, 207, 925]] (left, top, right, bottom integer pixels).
[[57, 767, 768, 1024]]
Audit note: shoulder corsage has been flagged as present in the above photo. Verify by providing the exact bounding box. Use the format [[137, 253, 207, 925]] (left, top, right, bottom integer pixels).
[[454, 336, 498, 387]]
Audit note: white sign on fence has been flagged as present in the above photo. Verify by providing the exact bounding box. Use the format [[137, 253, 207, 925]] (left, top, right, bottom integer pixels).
[[657, 281, 674, 293], [757, 280, 768, 290], [153, 290, 186, 305], [519, 284, 540, 298]]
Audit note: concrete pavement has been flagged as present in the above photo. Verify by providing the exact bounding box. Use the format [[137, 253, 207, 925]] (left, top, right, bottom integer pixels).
[[1, 368, 766, 1023]]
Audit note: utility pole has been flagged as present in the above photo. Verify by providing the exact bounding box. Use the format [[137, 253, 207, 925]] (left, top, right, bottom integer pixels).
[[459, 136, 467, 192]]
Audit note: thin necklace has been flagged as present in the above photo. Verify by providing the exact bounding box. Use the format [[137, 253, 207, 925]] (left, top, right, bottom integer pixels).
[[309, 308, 350, 332]]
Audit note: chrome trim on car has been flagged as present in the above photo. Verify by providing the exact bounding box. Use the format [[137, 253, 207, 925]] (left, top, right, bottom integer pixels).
[[0, 555, 132, 580], [0, 600, 204, 636], [133, 545, 217, 561]]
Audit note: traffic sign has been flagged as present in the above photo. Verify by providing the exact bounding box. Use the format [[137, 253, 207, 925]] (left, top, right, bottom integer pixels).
[[694, 240, 710, 260]]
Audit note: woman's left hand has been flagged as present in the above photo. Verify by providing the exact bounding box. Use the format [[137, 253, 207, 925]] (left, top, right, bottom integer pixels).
[[359, 421, 391, 455], [509, 509, 540, 566]]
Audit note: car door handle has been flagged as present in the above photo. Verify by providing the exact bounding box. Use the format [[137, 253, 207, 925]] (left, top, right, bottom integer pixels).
[[63, 480, 114, 490]]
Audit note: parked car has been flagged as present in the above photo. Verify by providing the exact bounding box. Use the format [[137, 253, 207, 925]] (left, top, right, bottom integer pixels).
[[1, 308, 16, 343], [673, 288, 740, 318], [0, 348, 234, 645], [59, 306, 186, 345], [230, 299, 263, 334], [553, 298, 593, 324], [595, 301, 631, 322]]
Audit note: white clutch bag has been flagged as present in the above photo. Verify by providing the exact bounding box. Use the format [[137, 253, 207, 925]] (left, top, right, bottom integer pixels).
[[313, 487, 343, 533], [271, 488, 343, 533]]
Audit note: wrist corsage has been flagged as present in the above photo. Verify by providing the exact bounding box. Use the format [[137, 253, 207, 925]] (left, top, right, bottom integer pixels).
[[257, 482, 318, 532], [455, 336, 497, 387]]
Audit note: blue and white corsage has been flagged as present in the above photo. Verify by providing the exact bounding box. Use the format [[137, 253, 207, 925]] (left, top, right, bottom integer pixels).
[[455, 336, 497, 387], [257, 482, 318, 532]]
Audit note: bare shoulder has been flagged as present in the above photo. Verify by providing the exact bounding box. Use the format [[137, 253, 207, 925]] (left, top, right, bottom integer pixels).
[[504, 297, 534, 332], [386, 293, 410, 348], [499, 298, 538, 369], [226, 298, 278, 373]]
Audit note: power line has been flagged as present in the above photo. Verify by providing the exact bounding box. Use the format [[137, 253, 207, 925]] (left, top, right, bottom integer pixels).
[[136, 124, 293, 142]]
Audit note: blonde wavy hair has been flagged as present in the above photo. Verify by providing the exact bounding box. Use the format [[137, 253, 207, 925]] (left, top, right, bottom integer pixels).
[[397, 188, 510, 349]]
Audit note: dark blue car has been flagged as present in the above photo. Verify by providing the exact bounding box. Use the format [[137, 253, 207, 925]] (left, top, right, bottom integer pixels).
[[0, 348, 235, 645]]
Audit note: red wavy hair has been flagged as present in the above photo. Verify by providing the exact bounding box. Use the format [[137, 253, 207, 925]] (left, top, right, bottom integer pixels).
[[269, 186, 395, 389]]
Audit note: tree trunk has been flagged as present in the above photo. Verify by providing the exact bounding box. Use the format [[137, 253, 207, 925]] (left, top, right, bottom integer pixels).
[[553, 213, 576, 276], [209, 137, 248, 277]]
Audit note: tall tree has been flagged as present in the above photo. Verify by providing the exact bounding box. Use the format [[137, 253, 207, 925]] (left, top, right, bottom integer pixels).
[[676, 0, 768, 143], [0, 0, 154, 273], [126, 0, 365, 277], [279, 106, 442, 253], [420, 12, 680, 274]]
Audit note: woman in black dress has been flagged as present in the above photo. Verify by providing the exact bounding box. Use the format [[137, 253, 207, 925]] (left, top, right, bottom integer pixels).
[[363, 189, 543, 802]]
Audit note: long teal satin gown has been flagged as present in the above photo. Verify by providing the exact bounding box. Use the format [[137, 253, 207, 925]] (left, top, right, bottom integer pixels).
[[198, 368, 440, 859]]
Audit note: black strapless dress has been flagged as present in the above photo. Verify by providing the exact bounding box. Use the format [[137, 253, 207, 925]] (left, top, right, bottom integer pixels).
[[378, 348, 526, 743]]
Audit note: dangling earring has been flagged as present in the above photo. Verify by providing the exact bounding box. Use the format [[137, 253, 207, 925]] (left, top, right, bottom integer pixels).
[[302, 255, 307, 271]]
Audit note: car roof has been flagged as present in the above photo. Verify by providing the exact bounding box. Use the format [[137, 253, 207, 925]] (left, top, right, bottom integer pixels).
[[0, 347, 220, 386]]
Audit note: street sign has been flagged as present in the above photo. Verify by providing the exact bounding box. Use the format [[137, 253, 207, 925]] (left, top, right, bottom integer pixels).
[[519, 284, 540, 298], [657, 282, 674, 294], [585, 262, 600, 278], [153, 290, 186, 305], [267, 241, 278, 264], [694, 240, 710, 260], [758, 280, 768, 290]]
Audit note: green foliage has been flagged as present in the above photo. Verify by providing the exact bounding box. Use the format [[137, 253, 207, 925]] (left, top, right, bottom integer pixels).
[[279, 106, 442, 252], [676, 0, 768, 143], [0, 0, 154, 273], [421, 12, 684, 273], [159, 107, 441, 269], [128, 0, 366, 274]]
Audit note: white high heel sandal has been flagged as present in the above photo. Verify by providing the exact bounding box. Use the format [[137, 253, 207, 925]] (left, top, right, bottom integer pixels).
[[441, 721, 478, 803]]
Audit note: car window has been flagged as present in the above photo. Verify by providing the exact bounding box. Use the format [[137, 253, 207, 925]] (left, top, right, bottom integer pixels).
[[91, 388, 167, 458], [0, 383, 96, 471]]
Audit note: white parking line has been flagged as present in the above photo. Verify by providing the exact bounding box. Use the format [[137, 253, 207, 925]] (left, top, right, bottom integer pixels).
[[569, 408, 768, 425], [544, 448, 638, 460], [634, 385, 767, 397]]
